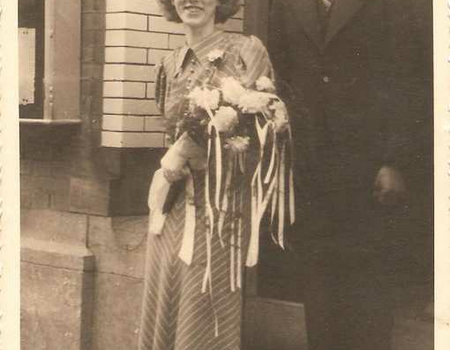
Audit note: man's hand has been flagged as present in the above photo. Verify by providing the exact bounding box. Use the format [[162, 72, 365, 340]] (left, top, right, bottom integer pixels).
[[373, 165, 406, 205]]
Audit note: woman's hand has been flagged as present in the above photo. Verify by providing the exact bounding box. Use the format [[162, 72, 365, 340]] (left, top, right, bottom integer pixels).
[[160, 137, 189, 182], [161, 132, 207, 174], [162, 164, 190, 183]]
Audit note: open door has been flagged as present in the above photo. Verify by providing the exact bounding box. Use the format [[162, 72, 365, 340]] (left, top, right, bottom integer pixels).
[[242, 1, 308, 349]]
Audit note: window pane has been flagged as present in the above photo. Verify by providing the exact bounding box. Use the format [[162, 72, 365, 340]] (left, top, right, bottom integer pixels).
[[18, 0, 44, 119]]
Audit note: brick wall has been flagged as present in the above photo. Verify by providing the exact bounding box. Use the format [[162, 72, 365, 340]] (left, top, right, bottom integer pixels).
[[101, 0, 245, 148]]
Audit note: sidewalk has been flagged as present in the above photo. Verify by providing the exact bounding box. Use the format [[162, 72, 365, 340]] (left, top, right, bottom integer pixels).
[[392, 284, 433, 350], [244, 283, 433, 350], [393, 311, 433, 350]]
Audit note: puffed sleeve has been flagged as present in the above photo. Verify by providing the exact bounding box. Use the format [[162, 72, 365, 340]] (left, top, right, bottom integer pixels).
[[235, 36, 278, 176], [237, 35, 275, 88], [154, 60, 167, 115]]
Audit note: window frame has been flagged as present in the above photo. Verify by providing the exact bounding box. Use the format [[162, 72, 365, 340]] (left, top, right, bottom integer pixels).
[[18, 0, 45, 119], [19, 0, 82, 125]]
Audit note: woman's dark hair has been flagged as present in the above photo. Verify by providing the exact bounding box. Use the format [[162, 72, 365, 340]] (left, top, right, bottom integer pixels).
[[157, 0, 240, 24]]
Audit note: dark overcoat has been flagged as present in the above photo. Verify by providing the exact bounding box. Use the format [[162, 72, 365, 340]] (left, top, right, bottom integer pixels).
[[267, 0, 429, 254]]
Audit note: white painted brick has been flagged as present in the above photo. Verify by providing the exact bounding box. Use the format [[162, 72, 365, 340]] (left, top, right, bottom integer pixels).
[[147, 49, 169, 65], [105, 47, 147, 63], [102, 115, 146, 131], [149, 15, 184, 34], [103, 98, 159, 115], [105, 30, 169, 49], [149, 32, 170, 49], [105, 13, 148, 30], [105, 30, 150, 48], [103, 82, 123, 97], [146, 83, 156, 99], [104, 64, 155, 82], [144, 117, 165, 132], [106, 0, 162, 15], [169, 34, 185, 49], [104, 81, 146, 98], [102, 131, 165, 148]]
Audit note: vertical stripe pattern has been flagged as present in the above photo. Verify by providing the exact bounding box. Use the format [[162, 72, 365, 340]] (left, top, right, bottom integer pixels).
[[139, 31, 274, 350]]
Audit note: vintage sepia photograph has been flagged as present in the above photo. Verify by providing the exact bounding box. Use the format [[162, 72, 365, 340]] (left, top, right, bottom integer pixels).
[[17, 0, 434, 350]]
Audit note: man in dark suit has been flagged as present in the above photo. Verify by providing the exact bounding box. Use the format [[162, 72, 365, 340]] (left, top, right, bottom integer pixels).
[[267, 0, 431, 349]]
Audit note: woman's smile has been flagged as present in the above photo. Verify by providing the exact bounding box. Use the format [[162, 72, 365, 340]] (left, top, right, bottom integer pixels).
[[173, 0, 218, 30], [184, 4, 203, 13]]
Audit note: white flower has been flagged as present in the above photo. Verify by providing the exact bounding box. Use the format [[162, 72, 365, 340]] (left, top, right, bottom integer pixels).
[[238, 91, 272, 114], [188, 86, 221, 111], [256, 76, 276, 92], [213, 106, 239, 132], [188, 86, 203, 106], [270, 100, 289, 133], [207, 49, 225, 64], [221, 77, 247, 105], [226, 136, 250, 153]]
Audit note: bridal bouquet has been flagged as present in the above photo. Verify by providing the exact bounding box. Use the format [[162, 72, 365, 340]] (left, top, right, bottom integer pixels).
[[177, 75, 290, 148], [162, 73, 294, 263]]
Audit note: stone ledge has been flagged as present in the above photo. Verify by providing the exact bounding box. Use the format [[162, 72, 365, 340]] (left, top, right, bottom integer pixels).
[[21, 259, 95, 350], [21, 238, 95, 272], [21, 209, 88, 246], [101, 131, 164, 148], [87, 215, 147, 278]]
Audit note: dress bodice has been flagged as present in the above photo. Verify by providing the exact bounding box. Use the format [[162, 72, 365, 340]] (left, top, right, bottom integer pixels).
[[154, 31, 274, 142]]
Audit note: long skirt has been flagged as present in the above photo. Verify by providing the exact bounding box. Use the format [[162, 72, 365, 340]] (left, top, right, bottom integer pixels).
[[138, 172, 248, 350]]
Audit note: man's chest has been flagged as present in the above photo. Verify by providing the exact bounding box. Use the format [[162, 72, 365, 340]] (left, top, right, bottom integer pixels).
[[283, 0, 389, 50]]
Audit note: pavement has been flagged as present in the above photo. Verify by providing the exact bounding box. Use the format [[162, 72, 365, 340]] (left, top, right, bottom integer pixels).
[[392, 290, 433, 350]]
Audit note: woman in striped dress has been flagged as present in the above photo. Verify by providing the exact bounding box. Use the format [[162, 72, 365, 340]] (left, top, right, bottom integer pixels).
[[138, 1, 277, 349]]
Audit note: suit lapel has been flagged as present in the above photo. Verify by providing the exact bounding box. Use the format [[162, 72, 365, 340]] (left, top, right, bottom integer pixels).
[[287, 0, 324, 51], [324, 0, 367, 47]]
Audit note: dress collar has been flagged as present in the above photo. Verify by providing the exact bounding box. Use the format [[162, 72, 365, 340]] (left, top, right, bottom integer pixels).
[[175, 30, 226, 75]]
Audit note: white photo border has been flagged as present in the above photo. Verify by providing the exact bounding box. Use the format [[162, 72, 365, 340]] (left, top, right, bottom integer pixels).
[[434, 0, 450, 349], [0, 0, 448, 349], [0, 0, 20, 349]]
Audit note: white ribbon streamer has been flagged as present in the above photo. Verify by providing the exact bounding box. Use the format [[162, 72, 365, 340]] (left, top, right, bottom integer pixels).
[[178, 170, 196, 265], [214, 128, 223, 210], [217, 151, 233, 247], [288, 127, 296, 225], [264, 124, 277, 184], [236, 185, 243, 288], [278, 142, 286, 250], [246, 118, 269, 267], [202, 123, 215, 294]]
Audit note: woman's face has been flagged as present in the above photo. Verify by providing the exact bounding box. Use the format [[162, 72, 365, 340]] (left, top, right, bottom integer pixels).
[[172, 0, 219, 29]]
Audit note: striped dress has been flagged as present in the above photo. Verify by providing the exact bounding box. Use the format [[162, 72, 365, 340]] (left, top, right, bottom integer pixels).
[[138, 31, 274, 350]]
